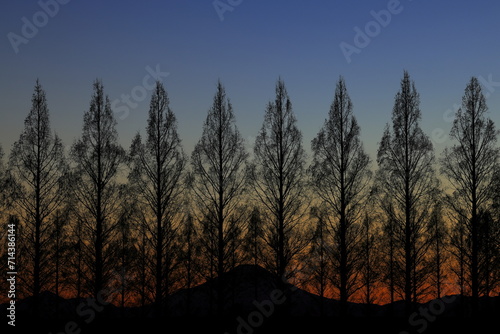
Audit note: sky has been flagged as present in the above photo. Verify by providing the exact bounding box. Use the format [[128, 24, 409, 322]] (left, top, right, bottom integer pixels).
[[1, 0, 500, 165]]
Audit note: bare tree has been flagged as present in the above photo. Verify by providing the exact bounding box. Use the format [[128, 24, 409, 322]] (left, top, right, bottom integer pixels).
[[46, 206, 72, 319], [66, 207, 85, 299], [494, 171, 500, 218], [248, 78, 308, 287], [189, 81, 247, 315], [492, 171, 500, 292], [441, 77, 500, 303], [70, 79, 126, 299], [359, 211, 381, 313], [376, 71, 438, 313], [129, 81, 186, 316], [178, 212, 202, 315], [49, 207, 71, 298], [110, 197, 138, 313], [9, 80, 67, 315], [427, 203, 448, 299], [198, 213, 218, 314], [448, 210, 468, 296], [244, 207, 264, 268], [243, 207, 265, 299], [305, 206, 332, 315], [309, 76, 371, 314], [477, 209, 500, 296], [133, 210, 154, 312], [379, 205, 398, 309]]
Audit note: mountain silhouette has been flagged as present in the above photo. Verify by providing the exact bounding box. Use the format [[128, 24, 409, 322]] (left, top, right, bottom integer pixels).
[[2, 265, 499, 333]]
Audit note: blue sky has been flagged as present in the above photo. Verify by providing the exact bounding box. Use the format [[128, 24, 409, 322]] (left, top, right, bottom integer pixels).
[[1, 0, 500, 163]]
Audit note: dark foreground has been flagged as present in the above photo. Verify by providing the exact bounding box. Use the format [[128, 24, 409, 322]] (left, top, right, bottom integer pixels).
[[2, 266, 499, 333], [3, 314, 498, 334]]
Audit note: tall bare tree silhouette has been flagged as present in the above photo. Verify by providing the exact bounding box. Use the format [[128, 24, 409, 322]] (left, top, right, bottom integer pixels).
[[129, 81, 186, 316], [249, 78, 308, 293], [441, 77, 500, 306], [9, 80, 67, 317], [70, 80, 126, 300], [309, 76, 371, 316], [190, 81, 247, 315], [376, 71, 438, 314]]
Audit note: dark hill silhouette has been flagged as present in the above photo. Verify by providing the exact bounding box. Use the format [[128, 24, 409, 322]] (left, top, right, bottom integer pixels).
[[2, 265, 499, 333]]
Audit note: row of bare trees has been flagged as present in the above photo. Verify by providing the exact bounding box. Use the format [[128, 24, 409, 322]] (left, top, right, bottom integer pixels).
[[0, 72, 499, 317]]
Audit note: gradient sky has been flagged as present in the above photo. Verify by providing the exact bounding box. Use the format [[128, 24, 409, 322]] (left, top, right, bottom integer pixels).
[[1, 0, 500, 165]]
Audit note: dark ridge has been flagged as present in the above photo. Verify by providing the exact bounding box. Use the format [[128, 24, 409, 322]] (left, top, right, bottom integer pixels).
[[2, 265, 499, 333]]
